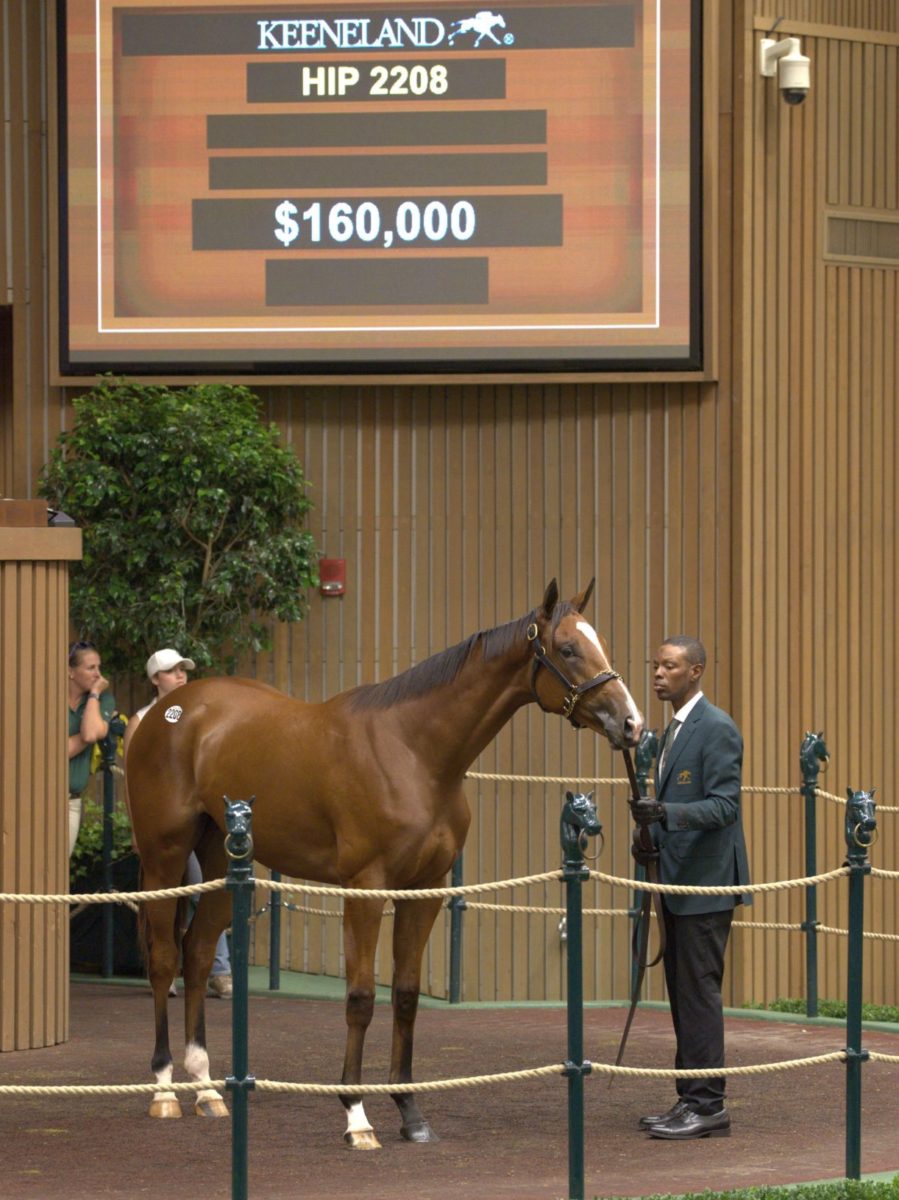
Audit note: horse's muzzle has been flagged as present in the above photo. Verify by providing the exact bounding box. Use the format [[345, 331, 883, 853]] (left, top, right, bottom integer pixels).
[[622, 713, 644, 746]]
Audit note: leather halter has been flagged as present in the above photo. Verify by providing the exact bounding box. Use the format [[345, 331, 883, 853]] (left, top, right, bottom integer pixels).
[[526, 622, 622, 728]]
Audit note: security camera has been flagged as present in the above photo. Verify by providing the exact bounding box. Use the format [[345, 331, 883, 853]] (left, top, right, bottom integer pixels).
[[759, 36, 810, 105]]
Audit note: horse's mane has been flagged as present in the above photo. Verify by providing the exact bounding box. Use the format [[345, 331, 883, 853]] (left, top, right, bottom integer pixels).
[[346, 610, 541, 712], [346, 600, 580, 712]]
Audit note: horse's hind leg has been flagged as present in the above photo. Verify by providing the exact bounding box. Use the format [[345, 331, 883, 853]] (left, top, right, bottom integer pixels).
[[181, 838, 231, 1117], [143, 893, 184, 1118], [340, 895, 386, 1149], [388, 896, 444, 1143]]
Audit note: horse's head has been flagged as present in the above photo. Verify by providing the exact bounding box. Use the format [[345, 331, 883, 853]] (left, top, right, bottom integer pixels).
[[223, 794, 256, 862], [800, 730, 829, 779], [528, 579, 644, 748], [560, 790, 602, 861], [635, 728, 659, 782], [845, 787, 877, 852]]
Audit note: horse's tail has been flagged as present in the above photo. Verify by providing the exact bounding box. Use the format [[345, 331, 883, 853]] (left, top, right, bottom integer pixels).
[[137, 864, 189, 976]]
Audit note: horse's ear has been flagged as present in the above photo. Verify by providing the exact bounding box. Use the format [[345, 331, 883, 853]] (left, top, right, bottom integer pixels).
[[573, 579, 595, 614], [541, 579, 559, 617]]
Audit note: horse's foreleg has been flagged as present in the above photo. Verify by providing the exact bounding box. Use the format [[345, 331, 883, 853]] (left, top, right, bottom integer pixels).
[[388, 896, 444, 1143], [340, 896, 386, 1149], [182, 888, 232, 1117], [144, 896, 183, 1119]]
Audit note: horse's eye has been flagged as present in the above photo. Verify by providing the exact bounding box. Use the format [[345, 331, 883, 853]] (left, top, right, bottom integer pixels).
[[560, 644, 576, 659]]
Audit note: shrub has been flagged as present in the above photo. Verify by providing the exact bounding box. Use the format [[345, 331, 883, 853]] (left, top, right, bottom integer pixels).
[[40, 378, 319, 676]]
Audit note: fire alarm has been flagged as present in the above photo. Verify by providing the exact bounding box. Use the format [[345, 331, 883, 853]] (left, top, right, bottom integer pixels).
[[319, 558, 346, 597]]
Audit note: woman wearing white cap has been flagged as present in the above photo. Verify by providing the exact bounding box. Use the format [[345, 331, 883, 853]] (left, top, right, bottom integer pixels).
[[123, 649, 233, 998]]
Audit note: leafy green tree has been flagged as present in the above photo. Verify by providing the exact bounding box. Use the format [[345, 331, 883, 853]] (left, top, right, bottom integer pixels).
[[40, 378, 319, 676]]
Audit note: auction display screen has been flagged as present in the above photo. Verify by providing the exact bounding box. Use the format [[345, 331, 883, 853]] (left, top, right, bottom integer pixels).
[[57, 0, 701, 377]]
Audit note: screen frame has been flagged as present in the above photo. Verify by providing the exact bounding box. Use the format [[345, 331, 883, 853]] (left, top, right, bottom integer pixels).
[[52, 0, 707, 385]]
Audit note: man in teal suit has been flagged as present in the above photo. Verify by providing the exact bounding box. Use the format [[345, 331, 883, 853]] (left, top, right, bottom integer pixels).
[[631, 636, 751, 1140]]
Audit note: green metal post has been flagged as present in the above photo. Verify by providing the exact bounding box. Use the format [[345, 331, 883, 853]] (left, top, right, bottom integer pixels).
[[560, 791, 600, 1200], [99, 715, 126, 978], [448, 855, 465, 1004], [269, 869, 281, 991], [799, 732, 829, 1017], [223, 796, 257, 1200], [843, 787, 875, 1181]]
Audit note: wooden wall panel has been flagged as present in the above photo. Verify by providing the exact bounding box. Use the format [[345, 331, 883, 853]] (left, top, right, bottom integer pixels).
[[0, 0, 58, 501], [738, 10, 899, 1007], [251, 378, 737, 1002], [763, 1, 899, 33], [0, 532, 79, 1048], [2, 1, 897, 1015]]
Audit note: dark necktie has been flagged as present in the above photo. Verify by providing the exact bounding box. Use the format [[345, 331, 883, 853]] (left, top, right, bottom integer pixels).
[[658, 718, 681, 774]]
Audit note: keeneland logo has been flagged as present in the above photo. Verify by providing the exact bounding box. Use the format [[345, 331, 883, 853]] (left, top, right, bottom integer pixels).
[[448, 10, 507, 46], [256, 9, 512, 51]]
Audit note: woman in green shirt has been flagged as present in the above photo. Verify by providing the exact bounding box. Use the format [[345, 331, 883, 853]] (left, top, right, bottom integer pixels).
[[67, 640, 117, 855]]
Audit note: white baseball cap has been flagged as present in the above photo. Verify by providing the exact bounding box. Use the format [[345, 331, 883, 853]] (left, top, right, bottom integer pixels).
[[146, 648, 196, 680]]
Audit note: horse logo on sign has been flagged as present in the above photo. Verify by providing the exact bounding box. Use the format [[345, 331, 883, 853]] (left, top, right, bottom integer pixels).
[[447, 10, 508, 47]]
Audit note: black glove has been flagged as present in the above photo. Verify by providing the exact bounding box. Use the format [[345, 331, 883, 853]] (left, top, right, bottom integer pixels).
[[631, 835, 660, 867], [630, 799, 665, 827]]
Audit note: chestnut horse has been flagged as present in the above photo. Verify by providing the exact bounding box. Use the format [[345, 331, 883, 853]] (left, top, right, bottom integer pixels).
[[126, 580, 643, 1146]]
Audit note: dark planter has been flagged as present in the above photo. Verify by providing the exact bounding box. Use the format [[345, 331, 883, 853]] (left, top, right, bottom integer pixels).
[[70, 852, 144, 977]]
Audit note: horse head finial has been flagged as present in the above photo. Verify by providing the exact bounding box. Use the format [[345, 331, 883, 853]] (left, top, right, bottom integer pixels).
[[635, 728, 659, 784], [560, 790, 602, 863], [223, 794, 256, 861], [845, 787, 877, 854], [800, 730, 829, 779]]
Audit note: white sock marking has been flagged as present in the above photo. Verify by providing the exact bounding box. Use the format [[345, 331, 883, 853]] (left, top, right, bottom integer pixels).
[[344, 1100, 374, 1136], [185, 1042, 211, 1084], [186, 1042, 224, 1105], [152, 1063, 177, 1105]]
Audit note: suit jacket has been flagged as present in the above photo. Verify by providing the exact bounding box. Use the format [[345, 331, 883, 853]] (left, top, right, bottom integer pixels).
[[653, 695, 752, 915]]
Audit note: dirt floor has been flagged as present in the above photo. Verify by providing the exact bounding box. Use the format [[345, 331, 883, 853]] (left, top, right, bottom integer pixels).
[[2, 981, 897, 1200]]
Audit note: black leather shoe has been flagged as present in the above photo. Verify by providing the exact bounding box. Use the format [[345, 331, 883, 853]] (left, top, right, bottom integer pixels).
[[638, 1100, 689, 1130], [648, 1108, 730, 1139]]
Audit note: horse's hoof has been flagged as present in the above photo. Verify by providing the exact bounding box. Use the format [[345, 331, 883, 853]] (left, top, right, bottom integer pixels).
[[194, 1088, 229, 1118], [344, 1130, 382, 1150], [149, 1096, 183, 1119], [195, 1098, 230, 1118], [401, 1121, 439, 1143]]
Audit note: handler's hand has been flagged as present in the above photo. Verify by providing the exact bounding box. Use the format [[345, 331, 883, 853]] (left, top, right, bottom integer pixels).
[[630, 799, 665, 827]]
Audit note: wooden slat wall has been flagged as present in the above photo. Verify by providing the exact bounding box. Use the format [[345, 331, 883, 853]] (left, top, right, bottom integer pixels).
[[758, 1, 899, 32], [0, 534, 79, 1048], [2, 0, 897, 1015], [247, 379, 736, 1002], [737, 8, 899, 1005], [0, 0, 58, 502]]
